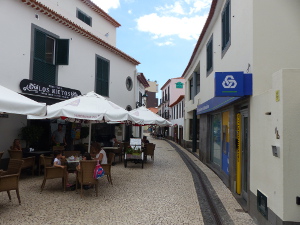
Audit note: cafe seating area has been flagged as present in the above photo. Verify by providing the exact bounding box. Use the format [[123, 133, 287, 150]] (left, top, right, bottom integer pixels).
[[0, 134, 157, 206]]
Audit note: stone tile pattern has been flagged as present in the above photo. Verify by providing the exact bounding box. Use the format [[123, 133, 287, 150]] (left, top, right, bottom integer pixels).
[[0, 135, 255, 225]]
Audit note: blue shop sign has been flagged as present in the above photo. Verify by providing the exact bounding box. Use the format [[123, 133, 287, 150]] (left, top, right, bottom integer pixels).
[[215, 72, 252, 97], [197, 97, 240, 115]]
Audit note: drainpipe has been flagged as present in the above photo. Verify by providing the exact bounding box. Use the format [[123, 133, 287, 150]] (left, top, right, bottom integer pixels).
[[192, 109, 197, 152], [192, 72, 197, 152]]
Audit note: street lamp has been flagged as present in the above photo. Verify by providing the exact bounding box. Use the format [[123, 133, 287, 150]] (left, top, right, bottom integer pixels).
[[136, 92, 148, 108]]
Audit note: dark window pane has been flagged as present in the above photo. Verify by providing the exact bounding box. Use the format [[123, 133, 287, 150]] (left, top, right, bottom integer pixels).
[[45, 36, 55, 64], [56, 39, 69, 65], [96, 57, 109, 96]]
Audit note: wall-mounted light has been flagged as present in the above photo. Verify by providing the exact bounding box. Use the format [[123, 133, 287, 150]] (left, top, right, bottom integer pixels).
[[136, 92, 148, 108]]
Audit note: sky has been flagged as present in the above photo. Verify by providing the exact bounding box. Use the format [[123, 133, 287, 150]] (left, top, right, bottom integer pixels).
[[93, 0, 211, 92]]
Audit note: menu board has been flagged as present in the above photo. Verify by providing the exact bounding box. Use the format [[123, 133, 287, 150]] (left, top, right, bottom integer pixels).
[[130, 138, 141, 146]]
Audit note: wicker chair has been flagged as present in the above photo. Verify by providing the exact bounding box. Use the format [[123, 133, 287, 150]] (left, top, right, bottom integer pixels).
[[8, 150, 35, 175], [40, 155, 67, 192], [102, 153, 115, 185], [0, 159, 24, 204], [144, 143, 155, 161], [113, 144, 123, 163], [38, 154, 53, 176], [63, 151, 80, 158], [76, 160, 98, 198]]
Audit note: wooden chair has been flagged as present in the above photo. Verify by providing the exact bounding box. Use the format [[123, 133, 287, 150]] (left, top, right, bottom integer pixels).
[[101, 153, 115, 185], [0, 159, 24, 204], [144, 143, 155, 161], [63, 151, 80, 158], [113, 144, 123, 163], [40, 155, 67, 192], [38, 154, 53, 176], [8, 150, 35, 175], [76, 160, 98, 198]]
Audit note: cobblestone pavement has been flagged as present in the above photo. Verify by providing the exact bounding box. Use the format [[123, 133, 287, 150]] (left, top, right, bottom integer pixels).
[[0, 136, 256, 225]]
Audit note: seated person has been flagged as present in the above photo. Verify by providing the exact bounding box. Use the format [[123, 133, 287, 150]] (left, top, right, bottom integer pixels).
[[53, 151, 71, 187], [110, 135, 121, 147], [142, 136, 150, 144], [11, 139, 22, 151], [93, 145, 107, 165], [76, 152, 92, 171]]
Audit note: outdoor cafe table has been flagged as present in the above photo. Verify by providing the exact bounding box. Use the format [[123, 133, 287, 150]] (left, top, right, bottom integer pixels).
[[23, 150, 52, 174], [66, 157, 81, 172], [102, 147, 119, 152]]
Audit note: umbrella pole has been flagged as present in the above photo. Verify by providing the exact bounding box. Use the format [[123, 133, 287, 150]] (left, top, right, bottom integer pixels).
[[88, 123, 92, 153]]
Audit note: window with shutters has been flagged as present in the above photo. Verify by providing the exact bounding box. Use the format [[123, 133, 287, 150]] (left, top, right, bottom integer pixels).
[[222, 0, 231, 57], [206, 35, 213, 76], [189, 77, 193, 100], [32, 28, 69, 85], [77, 9, 92, 26], [96, 56, 110, 97], [196, 73, 200, 94]]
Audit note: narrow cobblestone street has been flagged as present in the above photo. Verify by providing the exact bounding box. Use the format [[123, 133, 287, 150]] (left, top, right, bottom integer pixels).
[[0, 135, 256, 225]]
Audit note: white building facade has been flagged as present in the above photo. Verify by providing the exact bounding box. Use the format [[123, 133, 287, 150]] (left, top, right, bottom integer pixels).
[[183, 0, 300, 224], [169, 95, 185, 145], [0, 0, 140, 158]]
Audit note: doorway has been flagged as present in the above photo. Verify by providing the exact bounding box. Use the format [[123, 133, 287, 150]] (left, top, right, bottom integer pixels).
[[236, 108, 249, 201]]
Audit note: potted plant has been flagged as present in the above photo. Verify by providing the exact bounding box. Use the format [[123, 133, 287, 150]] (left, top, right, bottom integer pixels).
[[20, 124, 44, 148], [125, 145, 142, 159]]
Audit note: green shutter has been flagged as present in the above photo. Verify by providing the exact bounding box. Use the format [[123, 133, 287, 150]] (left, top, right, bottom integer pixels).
[[33, 29, 56, 85], [56, 39, 69, 65], [222, 1, 230, 51], [96, 57, 109, 96], [34, 30, 46, 60]]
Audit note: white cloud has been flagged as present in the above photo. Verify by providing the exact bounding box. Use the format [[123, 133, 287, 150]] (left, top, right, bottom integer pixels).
[[189, 0, 211, 14], [92, 0, 120, 13], [155, 0, 211, 15], [156, 41, 174, 46], [136, 0, 211, 41], [136, 13, 207, 40], [128, 10, 132, 14], [156, 1, 185, 15]]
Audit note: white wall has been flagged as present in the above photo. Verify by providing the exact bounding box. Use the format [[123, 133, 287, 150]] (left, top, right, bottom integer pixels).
[[37, 0, 117, 46], [0, 0, 137, 109], [0, 115, 27, 158], [250, 0, 300, 221], [184, 0, 253, 115]]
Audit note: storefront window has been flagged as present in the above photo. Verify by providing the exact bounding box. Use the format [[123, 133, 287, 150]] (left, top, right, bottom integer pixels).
[[211, 113, 221, 166]]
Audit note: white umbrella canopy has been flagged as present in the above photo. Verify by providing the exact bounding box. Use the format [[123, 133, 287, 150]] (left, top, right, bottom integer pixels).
[[0, 84, 46, 116], [128, 107, 172, 127], [28, 91, 142, 153], [28, 91, 134, 122]]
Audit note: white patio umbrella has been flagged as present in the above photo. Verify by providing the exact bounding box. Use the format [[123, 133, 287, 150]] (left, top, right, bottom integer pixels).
[[28, 91, 140, 151], [0, 84, 46, 116], [128, 107, 172, 127]]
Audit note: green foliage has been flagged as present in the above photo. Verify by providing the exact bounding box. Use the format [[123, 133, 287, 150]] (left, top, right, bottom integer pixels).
[[125, 146, 142, 155], [20, 125, 44, 147]]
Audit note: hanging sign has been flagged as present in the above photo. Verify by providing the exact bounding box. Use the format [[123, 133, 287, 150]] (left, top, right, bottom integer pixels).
[[20, 79, 81, 99], [215, 72, 252, 97], [175, 82, 184, 89]]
